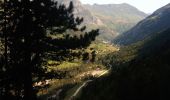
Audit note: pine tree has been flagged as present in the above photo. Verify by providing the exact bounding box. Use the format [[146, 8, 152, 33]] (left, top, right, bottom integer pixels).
[[0, 0, 99, 99]]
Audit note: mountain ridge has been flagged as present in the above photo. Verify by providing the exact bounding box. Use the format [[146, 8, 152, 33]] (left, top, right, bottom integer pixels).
[[113, 3, 170, 45], [56, 0, 147, 41]]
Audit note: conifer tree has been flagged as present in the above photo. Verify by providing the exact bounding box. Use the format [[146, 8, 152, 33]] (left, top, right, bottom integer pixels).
[[0, 0, 99, 99]]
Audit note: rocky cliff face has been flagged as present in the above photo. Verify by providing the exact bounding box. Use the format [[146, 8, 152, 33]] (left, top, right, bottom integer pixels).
[[55, 0, 147, 41], [56, 0, 101, 25]]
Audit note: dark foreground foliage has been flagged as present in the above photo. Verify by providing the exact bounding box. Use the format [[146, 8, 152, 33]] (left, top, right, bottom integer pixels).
[[0, 0, 98, 99]]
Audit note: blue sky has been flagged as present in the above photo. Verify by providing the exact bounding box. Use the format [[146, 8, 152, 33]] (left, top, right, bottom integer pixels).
[[80, 0, 170, 13]]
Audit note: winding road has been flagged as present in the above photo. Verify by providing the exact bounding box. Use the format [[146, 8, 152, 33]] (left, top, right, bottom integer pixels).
[[70, 66, 112, 100]]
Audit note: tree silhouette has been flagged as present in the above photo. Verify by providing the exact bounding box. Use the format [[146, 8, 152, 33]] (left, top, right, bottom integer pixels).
[[0, 0, 99, 99], [91, 49, 96, 62], [82, 52, 89, 62]]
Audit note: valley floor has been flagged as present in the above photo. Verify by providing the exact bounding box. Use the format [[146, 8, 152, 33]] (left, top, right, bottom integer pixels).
[[37, 63, 110, 100], [36, 42, 118, 100]]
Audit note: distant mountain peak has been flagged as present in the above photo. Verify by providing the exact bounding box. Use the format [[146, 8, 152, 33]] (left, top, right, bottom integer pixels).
[[55, 0, 147, 42]]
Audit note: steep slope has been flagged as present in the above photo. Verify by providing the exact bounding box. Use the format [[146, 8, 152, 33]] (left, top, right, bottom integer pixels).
[[84, 3, 147, 34], [78, 28, 170, 100], [114, 3, 170, 45], [56, 0, 147, 41], [56, 0, 102, 26], [56, 0, 113, 41]]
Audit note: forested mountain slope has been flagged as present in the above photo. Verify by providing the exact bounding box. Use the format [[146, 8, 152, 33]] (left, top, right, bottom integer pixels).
[[78, 28, 170, 100], [114, 3, 170, 45]]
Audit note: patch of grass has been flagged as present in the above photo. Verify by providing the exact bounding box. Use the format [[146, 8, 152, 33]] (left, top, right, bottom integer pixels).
[[55, 62, 81, 70], [87, 41, 119, 58]]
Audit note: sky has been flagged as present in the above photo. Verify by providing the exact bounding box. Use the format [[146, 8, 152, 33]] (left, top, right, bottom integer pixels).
[[80, 0, 170, 13]]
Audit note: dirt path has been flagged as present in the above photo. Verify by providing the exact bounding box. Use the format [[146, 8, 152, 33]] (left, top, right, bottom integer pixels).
[[70, 80, 92, 99], [69, 67, 111, 99], [75, 69, 108, 78]]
